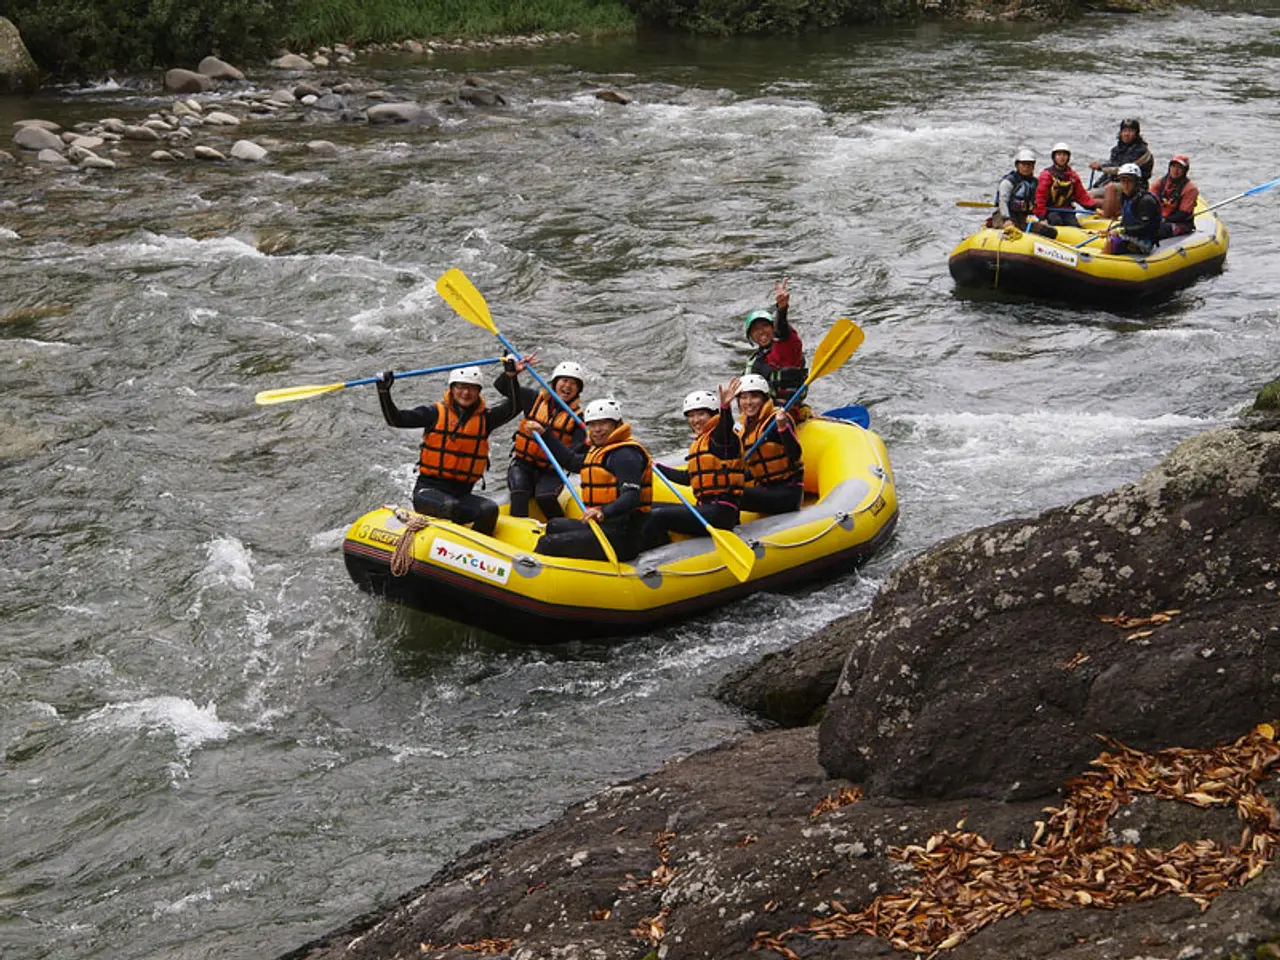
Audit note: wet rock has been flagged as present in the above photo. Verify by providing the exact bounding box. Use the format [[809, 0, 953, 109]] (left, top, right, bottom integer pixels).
[[123, 125, 161, 141], [164, 68, 212, 94], [1256, 379, 1280, 412], [365, 102, 441, 125], [36, 148, 70, 166], [80, 155, 116, 170], [101, 118, 127, 135], [230, 139, 267, 162], [14, 118, 60, 132], [457, 80, 507, 106], [404, 39, 425, 54], [267, 86, 297, 105], [311, 54, 330, 67], [306, 139, 339, 156], [818, 424, 1280, 802], [270, 53, 314, 71], [310, 93, 347, 112], [0, 16, 39, 94], [0, 149, 14, 164], [203, 111, 241, 126], [193, 145, 225, 161], [13, 125, 64, 153], [197, 55, 244, 81], [69, 135, 105, 151], [293, 81, 322, 99], [149, 149, 179, 162], [593, 89, 632, 105], [172, 100, 201, 119]]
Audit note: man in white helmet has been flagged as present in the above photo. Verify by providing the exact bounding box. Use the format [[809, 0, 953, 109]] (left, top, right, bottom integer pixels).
[[375, 361, 521, 536], [1032, 142, 1097, 234], [735, 374, 804, 515], [641, 378, 744, 550], [991, 147, 1038, 231], [496, 358, 587, 520], [1103, 162, 1162, 256], [527, 398, 653, 562]]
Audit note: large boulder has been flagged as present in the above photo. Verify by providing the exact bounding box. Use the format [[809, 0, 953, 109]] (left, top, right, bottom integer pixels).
[[13, 124, 64, 153], [818, 425, 1280, 802], [365, 102, 441, 125], [164, 68, 213, 94], [0, 17, 39, 93], [197, 55, 244, 81]]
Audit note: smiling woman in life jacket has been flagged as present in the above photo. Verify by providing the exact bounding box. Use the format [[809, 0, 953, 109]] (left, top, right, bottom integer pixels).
[[641, 379, 745, 551], [496, 358, 586, 520], [991, 147, 1038, 232], [1104, 163, 1163, 256], [1031, 142, 1097, 238], [1089, 118, 1155, 218], [735, 374, 804, 515], [375, 363, 519, 536], [1150, 155, 1199, 239], [530, 398, 653, 562], [744, 278, 808, 408]]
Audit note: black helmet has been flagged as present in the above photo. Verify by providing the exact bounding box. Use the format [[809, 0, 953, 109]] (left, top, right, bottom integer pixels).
[[1119, 118, 1141, 136]]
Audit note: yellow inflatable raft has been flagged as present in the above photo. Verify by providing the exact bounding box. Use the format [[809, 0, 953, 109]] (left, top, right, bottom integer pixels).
[[343, 415, 897, 642], [948, 197, 1229, 305]]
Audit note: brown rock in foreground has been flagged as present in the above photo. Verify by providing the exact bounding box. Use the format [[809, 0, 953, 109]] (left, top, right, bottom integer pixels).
[[279, 727, 1280, 960]]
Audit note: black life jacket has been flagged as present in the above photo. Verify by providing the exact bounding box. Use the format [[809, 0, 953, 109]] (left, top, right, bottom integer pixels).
[[997, 170, 1037, 216]]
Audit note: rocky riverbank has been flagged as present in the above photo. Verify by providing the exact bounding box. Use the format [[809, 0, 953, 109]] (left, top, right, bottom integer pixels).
[[279, 394, 1280, 960]]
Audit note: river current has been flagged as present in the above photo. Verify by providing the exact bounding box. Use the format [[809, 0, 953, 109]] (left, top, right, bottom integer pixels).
[[2, 7, 1279, 958]]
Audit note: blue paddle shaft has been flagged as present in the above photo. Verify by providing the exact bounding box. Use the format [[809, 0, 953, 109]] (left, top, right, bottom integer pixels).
[[742, 386, 808, 463], [530, 432, 591, 516], [494, 333, 586, 428], [651, 467, 715, 534], [346, 356, 503, 389]]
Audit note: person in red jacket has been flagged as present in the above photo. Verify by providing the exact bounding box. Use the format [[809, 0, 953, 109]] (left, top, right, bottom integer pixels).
[[1150, 154, 1199, 239], [744, 277, 808, 404], [1032, 142, 1097, 235]]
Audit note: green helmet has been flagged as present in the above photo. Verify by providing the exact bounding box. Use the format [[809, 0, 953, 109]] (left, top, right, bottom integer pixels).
[[744, 308, 775, 341]]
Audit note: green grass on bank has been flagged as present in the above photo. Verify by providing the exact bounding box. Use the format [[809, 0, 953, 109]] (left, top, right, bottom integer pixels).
[[285, 0, 636, 50]]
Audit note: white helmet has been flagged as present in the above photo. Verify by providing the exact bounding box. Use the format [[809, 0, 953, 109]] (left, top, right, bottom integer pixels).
[[550, 361, 586, 386], [1015, 147, 1036, 164], [737, 374, 771, 396], [1117, 162, 1143, 179], [584, 398, 622, 423], [1051, 141, 1071, 156], [447, 366, 484, 387], [682, 390, 719, 415]]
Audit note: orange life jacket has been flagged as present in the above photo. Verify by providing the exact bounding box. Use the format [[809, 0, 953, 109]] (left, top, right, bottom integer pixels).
[[739, 400, 803, 487], [580, 424, 652, 513], [685, 413, 745, 503], [419, 394, 489, 484], [511, 390, 581, 467]]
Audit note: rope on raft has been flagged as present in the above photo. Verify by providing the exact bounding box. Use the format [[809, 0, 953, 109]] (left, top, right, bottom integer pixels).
[[390, 508, 432, 577]]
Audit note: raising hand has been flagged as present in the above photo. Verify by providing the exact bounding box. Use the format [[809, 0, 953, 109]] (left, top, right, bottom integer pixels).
[[773, 276, 790, 310]]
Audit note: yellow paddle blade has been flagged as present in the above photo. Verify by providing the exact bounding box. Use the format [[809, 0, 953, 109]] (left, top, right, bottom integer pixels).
[[808, 318, 865, 384], [587, 518, 621, 569], [710, 526, 756, 583], [254, 381, 346, 405], [956, 200, 995, 208], [435, 268, 497, 335]]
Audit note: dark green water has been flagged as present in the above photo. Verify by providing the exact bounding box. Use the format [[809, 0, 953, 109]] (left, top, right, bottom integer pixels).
[[2, 9, 1279, 959]]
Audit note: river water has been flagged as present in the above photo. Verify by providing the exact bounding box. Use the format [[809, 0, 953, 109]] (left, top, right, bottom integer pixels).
[[3, 7, 1279, 959]]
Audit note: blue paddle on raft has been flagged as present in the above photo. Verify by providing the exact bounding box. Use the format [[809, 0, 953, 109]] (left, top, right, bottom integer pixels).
[[742, 318, 866, 464], [434, 267, 756, 584], [254, 356, 504, 405], [433, 269, 621, 569], [821, 404, 871, 428]]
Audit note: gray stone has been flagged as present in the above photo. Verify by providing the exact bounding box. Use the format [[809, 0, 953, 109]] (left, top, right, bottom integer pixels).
[[13, 125, 64, 153], [311, 54, 330, 67], [80, 155, 116, 170], [365, 102, 441, 126], [229, 139, 267, 162], [70, 135, 105, 151], [311, 93, 346, 112], [123, 125, 161, 141], [101, 119, 127, 135], [164, 68, 212, 94], [306, 139, 339, 156], [15, 119, 60, 132], [193, 145, 225, 161], [36, 148, 70, 166], [293, 82, 322, 99], [203, 111, 240, 126], [196, 55, 244, 81], [269, 53, 314, 71], [457, 84, 506, 107], [0, 17, 39, 94], [593, 89, 632, 105], [150, 150, 178, 162], [0, 149, 14, 164]]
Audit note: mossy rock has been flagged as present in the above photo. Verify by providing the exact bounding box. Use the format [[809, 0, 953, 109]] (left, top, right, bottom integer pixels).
[[1255, 379, 1280, 412]]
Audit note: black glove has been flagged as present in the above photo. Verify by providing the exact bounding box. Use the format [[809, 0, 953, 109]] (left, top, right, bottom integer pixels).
[[502, 354, 518, 376], [376, 370, 394, 392]]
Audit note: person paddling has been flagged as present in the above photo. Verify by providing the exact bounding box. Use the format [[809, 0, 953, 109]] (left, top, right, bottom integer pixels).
[[1104, 162, 1162, 256], [736, 374, 804, 515], [529, 399, 653, 562], [642, 382, 744, 550], [498, 358, 587, 520], [1151, 154, 1199, 239], [744, 278, 808, 406], [375, 362, 519, 536], [991, 147, 1038, 232]]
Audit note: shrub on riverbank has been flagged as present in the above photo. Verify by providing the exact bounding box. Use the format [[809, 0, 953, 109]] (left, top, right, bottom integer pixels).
[[7, 0, 298, 77], [7, 0, 634, 78], [285, 0, 633, 50]]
